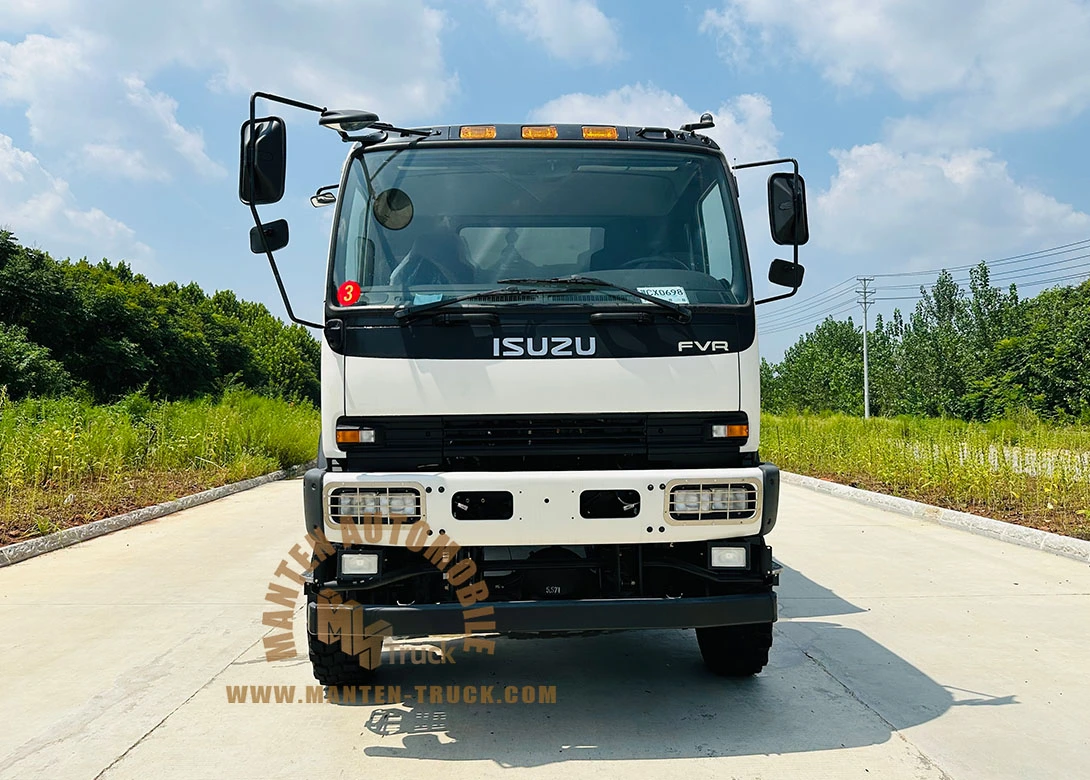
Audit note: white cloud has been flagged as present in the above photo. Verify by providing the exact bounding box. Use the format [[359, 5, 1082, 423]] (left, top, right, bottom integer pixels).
[[701, 0, 1090, 136], [0, 134, 152, 264], [82, 144, 167, 182], [530, 83, 780, 162], [123, 77, 224, 179], [0, 1, 456, 182], [816, 143, 1090, 267], [490, 0, 622, 63]]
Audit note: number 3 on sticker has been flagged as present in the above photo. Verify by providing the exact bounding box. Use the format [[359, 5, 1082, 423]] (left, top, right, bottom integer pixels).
[[337, 281, 361, 305]]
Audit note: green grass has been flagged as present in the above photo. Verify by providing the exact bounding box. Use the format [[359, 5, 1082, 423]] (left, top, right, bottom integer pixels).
[[1, 388, 319, 543], [762, 412, 1090, 540]]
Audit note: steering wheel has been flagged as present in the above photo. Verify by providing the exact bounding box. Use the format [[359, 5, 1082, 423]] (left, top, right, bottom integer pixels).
[[619, 255, 690, 270]]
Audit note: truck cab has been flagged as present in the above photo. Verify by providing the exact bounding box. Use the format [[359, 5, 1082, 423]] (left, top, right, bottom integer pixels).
[[240, 102, 808, 682]]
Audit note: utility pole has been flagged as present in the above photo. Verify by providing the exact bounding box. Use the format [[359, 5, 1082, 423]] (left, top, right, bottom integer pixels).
[[856, 277, 875, 419]]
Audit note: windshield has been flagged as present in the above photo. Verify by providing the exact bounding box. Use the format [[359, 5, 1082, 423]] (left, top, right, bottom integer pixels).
[[330, 145, 749, 310]]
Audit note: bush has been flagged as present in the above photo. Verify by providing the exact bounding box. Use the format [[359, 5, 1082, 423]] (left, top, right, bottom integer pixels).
[[0, 323, 72, 398]]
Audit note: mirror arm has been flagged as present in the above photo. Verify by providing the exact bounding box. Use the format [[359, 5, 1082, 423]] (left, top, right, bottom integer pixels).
[[246, 92, 326, 330], [736, 156, 804, 306], [755, 244, 802, 306], [248, 203, 322, 329]]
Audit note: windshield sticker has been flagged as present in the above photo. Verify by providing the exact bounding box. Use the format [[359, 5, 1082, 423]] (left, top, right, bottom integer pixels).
[[412, 293, 444, 305], [337, 281, 362, 306], [637, 286, 690, 304]]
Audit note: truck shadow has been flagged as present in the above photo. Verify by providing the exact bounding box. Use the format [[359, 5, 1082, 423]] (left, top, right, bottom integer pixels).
[[330, 564, 1014, 765]]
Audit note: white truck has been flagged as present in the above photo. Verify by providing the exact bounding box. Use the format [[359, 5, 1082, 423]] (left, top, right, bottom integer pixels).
[[239, 92, 808, 683]]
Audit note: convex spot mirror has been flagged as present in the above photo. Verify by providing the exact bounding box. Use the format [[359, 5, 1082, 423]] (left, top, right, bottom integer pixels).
[[239, 116, 286, 205], [373, 188, 414, 230], [768, 172, 809, 246], [768, 258, 805, 289], [250, 219, 289, 254]]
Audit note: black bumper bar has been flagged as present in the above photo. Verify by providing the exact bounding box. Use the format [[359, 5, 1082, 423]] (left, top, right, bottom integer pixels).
[[308, 592, 776, 637]]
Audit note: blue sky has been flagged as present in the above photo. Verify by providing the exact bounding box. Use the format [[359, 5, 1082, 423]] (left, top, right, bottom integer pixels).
[[3, 0, 1090, 359]]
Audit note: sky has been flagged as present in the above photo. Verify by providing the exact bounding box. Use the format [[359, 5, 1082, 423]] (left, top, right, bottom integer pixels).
[[2, 0, 1090, 360]]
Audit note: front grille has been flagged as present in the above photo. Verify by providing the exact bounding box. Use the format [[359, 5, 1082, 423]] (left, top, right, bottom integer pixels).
[[444, 416, 645, 455], [338, 412, 751, 471]]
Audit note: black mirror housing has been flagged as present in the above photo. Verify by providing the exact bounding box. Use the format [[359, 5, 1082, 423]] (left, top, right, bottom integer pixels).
[[768, 172, 809, 246], [250, 219, 290, 254], [239, 116, 287, 205], [768, 258, 804, 289]]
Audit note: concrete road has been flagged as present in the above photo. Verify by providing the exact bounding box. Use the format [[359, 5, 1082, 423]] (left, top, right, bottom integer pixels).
[[2, 479, 1088, 780]]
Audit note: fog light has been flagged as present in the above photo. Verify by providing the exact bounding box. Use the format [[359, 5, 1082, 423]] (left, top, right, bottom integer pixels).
[[341, 553, 379, 576], [710, 546, 747, 568]]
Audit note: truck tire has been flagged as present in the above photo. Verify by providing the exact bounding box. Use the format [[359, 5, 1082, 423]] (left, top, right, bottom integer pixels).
[[307, 621, 379, 686], [696, 622, 773, 677]]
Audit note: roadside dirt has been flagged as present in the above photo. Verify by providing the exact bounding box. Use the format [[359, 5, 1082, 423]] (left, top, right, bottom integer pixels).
[[1, 470, 244, 546]]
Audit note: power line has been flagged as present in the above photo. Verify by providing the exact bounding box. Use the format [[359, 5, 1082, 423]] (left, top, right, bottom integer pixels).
[[757, 236, 1090, 338], [877, 251, 1090, 290], [760, 302, 858, 335], [869, 237, 1090, 278], [758, 287, 857, 325], [873, 268, 1090, 303], [757, 280, 857, 324]]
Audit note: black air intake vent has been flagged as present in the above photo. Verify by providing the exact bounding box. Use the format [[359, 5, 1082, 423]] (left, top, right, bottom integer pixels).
[[443, 416, 645, 455], [338, 412, 750, 471]]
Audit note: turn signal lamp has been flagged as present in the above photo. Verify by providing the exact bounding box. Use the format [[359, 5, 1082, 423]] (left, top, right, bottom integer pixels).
[[336, 426, 377, 444], [582, 126, 619, 140], [522, 125, 559, 139], [711, 423, 749, 439], [460, 125, 497, 139]]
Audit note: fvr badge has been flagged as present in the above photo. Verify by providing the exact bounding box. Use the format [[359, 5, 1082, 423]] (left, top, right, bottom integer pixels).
[[677, 340, 730, 352]]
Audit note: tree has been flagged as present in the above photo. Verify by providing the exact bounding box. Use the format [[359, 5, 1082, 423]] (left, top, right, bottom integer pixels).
[[0, 323, 72, 398], [764, 317, 863, 414]]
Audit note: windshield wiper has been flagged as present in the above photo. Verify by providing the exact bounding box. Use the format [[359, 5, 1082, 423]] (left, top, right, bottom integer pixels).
[[394, 276, 693, 324], [497, 276, 692, 323], [393, 285, 551, 324]]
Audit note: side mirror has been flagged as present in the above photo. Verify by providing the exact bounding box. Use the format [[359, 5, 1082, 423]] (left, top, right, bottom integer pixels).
[[768, 172, 809, 246], [239, 116, 287, 205], [250, 219, 289, 254], [768, 258, 805, 289]]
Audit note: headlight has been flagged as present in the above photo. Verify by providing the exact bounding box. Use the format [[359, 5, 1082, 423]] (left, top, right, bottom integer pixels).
[[329, 487, 422, 524], [669, 483, 757, 521]]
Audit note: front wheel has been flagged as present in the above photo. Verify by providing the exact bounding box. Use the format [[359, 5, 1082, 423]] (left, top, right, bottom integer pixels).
[[306, 589, 381, 686], [696, 622, 773, 676]]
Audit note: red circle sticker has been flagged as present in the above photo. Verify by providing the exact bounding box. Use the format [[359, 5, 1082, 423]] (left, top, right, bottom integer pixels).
[[337, 280, 361, 306]]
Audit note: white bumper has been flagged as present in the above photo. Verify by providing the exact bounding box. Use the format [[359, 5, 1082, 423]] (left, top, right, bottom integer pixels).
[[321, 467, 765, 546]]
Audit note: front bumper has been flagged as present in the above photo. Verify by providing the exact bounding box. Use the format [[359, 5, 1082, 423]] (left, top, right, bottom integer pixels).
[[304, 465, 781, 547], [307, 591, 777, 637]]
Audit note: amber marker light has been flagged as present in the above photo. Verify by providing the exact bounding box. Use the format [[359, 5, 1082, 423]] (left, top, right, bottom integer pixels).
[[460, 125, 497, 139]]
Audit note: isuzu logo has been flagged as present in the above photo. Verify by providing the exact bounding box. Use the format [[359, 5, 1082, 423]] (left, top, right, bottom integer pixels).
[[678, 340, 730, 353], [492, 337, 597, 357]]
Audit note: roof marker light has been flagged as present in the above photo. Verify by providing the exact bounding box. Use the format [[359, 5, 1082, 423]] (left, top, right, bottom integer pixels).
[[460, 125, 497, 139], [522, 125, 559, 139], [582, 126, 619, 140]]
